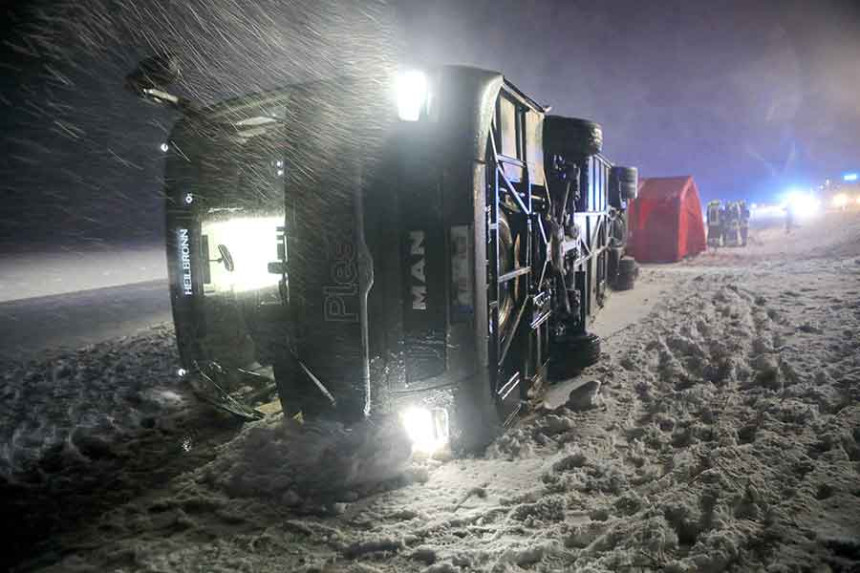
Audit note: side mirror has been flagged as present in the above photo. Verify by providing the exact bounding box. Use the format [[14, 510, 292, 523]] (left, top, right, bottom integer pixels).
[[217, 244, 235, 272], [125, 53, 188, 110]]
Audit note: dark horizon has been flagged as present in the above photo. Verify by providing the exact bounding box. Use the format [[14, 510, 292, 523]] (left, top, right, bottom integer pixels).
[[1, 0, 858, 247]]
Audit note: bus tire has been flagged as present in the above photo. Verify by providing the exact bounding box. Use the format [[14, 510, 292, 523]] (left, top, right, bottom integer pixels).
[[607, 247, 622, 283], [614, 273, 636, 291], [544, 116, 603, 159], [618, 256, 638, 277], [549, 332, 602, 381], [611, 166, 639, 202]]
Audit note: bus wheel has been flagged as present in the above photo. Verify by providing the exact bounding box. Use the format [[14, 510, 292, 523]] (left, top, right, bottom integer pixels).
[[549, 332, 602, 381], [544, 116, 603, 158], [607, 247, 623, 285], [615, 256, 638, 291], [611, 166, 639, 202]]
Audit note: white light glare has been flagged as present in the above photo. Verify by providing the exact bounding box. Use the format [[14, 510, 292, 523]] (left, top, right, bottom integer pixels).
[[395, 70, 429, 122], [160, 142, 170, 152], [843, 173, 858, 182], [400, 407, 449, 454], [177, 368, 187, 377], [750, 204, 783, 220], [832, 194, 849, 209], [783, 191, 820, 218], [201, 216, 285, 293]]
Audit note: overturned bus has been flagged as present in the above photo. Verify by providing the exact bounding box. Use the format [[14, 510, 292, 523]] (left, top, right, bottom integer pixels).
[[144, 63, 638, 451]]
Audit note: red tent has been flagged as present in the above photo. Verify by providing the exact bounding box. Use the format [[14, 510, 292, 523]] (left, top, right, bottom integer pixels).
[[628, 176, 706, 263]]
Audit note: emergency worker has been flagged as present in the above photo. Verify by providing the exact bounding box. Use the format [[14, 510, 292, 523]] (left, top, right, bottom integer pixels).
[[723, 201, 740, 246], [707, 200, 723, 250], [739, 200, 750, 246]]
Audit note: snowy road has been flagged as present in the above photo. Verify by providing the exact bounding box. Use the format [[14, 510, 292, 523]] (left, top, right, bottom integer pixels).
[[0, 279, 171, 360], [0, 245, 167, 303], [0, 243, 171, 359]]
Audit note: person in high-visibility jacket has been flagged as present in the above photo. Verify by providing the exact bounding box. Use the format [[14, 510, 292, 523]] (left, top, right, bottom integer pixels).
[[707, 200, 723, 250], [723, 201, 741, 246], [739, 200, 750, 246]]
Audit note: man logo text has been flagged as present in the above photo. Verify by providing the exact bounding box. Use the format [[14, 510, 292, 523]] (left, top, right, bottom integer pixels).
[[409, 230, 427, 310]]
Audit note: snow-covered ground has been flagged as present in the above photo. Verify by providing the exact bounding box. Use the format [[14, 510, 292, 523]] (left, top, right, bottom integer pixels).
[[4, 212, 860, 572]]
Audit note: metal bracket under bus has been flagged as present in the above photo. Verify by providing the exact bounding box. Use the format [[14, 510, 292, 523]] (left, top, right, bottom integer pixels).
[[187, 361, 265, 421]]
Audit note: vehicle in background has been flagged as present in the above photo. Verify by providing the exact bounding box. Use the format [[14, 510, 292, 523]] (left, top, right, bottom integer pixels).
[[823, 174, 860, 211], [828, 192, 860, 211], [128, 57, 639, 451]]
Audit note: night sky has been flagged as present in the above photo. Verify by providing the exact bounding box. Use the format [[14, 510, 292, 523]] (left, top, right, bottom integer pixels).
[[1, 0, 858, 248]]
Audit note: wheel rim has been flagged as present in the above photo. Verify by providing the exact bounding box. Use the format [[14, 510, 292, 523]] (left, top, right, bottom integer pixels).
[[498, 211, 521, 334]]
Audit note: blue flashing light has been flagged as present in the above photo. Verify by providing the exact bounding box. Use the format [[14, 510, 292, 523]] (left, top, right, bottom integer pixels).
[[844, 173, 858, 182]]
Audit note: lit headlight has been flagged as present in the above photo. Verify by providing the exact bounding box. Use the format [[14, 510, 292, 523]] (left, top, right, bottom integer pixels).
[[832, 194, 849, 208], [400, 406, 449, 453], [395, 70, 429, 122], [783, 192, 820, 217]]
